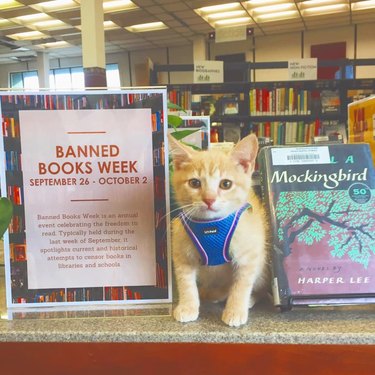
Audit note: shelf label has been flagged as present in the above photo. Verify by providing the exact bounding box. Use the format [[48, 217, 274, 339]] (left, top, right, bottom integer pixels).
[[288, 58, 317, 81], [194, 60, 223, 84]]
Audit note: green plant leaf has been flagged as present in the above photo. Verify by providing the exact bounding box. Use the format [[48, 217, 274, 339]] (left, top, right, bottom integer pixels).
[[168, 114, 183, 129], [167, 101, 186, 112], [170, 128, 201, 140], [0, 197, 13, 238]]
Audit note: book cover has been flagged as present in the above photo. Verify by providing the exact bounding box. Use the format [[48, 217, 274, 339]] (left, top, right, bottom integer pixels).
[[348, 95, 375, 164], [321, 90, 341, 114], [259, 144, 375, 309]]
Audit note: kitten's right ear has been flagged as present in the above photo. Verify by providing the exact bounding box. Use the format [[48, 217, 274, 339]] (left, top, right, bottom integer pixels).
[[168, 133, 195, 170]]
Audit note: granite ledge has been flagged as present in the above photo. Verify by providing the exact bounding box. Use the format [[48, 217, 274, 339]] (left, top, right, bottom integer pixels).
[[1, 301, 374, 345]]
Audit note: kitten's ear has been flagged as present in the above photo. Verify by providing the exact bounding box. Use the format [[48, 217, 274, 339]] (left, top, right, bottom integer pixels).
[[168, 133, 196, 170], [231, 134, 259, 174]]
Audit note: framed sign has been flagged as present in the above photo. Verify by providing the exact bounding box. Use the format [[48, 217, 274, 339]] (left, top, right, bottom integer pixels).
[[0, 88, 171, 308]]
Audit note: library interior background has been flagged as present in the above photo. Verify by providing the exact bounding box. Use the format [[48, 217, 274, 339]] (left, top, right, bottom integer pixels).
[[1, 0, 375, 359]]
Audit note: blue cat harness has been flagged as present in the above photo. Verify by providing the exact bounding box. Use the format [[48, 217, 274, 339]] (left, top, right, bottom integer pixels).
[[180, 203, 251, 266]]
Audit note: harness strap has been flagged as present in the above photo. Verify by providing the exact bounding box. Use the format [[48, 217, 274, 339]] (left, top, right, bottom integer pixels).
[[180, 203, 251, 266]]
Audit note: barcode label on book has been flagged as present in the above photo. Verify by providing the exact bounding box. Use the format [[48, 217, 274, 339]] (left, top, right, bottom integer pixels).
[[271, 147, 331, 165]]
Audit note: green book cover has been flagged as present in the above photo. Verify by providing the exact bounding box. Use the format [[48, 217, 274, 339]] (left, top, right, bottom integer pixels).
[[259, 144, 375, 309]]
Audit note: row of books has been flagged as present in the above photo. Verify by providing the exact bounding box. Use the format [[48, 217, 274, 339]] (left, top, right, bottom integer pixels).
[[1, 93, 162, 110], [249, 87, 313, 116], [11, 286, 146, 303], [168, 88, 192, 111], [249, 121, 319, 145], [166, 81, 374, 119]]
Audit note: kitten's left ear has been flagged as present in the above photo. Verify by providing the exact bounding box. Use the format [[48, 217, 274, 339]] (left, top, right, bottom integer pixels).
[[231, 134, 259, 174], [168, 133, 196, 170]]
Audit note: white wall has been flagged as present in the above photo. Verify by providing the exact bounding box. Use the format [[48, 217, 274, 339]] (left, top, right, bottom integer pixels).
[[356, 23, 375, 78], [254, 32, 301, 81], [0, 21, 374, 88]]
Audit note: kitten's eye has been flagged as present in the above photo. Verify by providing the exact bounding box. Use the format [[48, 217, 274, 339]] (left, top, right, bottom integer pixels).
[[188, 178, 201, 189], [219, 179, 232, 190]]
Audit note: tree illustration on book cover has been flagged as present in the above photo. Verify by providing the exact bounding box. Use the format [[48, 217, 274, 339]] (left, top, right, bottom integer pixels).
[[277, 190, 375, 269]]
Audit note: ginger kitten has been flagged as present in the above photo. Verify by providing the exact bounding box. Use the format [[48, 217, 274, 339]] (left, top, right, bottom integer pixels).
[[169, 134, 269, 327]]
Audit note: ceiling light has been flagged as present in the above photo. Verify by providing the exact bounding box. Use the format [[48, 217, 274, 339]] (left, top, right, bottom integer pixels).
[[0, 18, 14, 26], [256, 10, 299, 21], [12, 13, 51, 23], [251, 3, 295, 15], [38, 41, 70, 48], [302, 3, 349, 15], [32, 0, 79, 12], [7, 31, 48, 40], [207, 10, 247, 20], [197, 3, 241, 14], [103, 0, 138, 13], [104, 21, 121, 30], [299, 0, 338, 6], [0, 0, 22, 10], [247, 0, 286, 4], [352, 0, 375, 11], [33, 20, 68, 29], [125, 21, 168, 32], [214, 17, 252, 26]]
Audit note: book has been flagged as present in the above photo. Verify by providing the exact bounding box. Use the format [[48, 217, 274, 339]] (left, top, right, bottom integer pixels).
[[320, 120, 348, 144], [259, 144, 375, 310], [320, 89, 341, 114], [348, 95, 375, 163]]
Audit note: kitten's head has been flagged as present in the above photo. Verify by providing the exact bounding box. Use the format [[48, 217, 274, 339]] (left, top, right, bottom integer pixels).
[[169, 134, 258, 220]]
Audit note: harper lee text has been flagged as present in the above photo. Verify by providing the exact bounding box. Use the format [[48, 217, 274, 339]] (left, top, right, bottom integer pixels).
[[297, 276, 370, 284]]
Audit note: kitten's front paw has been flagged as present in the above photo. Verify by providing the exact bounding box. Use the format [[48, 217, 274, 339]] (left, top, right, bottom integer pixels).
[[222, 307, 248, 327], [173, 304, 199, 323]]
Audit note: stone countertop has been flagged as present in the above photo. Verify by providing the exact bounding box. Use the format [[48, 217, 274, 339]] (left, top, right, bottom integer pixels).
[[1, 267, 374, 345]]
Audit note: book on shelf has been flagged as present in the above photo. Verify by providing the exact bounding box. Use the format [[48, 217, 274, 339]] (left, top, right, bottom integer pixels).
[[221, 97, 239, 115], [320, 89, 341, 114], [318, 120, 347, 144], [347, 88, 374, 103], [223, 123, 241, 143], [259, 143, 375, 309], [348, 95, 375, 164]]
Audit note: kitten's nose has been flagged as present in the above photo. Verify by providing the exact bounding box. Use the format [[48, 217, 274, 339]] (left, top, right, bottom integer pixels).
[[203, 198, 216, 209]]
